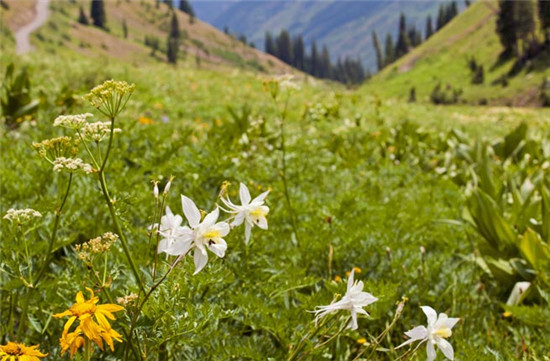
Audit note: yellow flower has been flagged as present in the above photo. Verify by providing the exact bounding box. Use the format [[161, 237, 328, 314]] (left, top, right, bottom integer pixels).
[[54, 288, 124, 358], [0, 341, 47, 361], [356, 338, 367, 345], [138, 116, 155, 125]]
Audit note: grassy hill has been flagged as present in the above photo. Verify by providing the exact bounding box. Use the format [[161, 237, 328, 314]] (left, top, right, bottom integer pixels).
[[362, 1, 550, 107], [0, 0, 294, 74]]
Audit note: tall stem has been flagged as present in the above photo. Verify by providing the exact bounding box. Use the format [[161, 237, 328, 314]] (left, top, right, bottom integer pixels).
[[98, 116, 145, 294], [83, 338, 92, 361]]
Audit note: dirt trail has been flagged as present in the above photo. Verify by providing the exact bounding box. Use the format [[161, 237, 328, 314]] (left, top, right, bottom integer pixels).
[[15, 0, 50, 54]]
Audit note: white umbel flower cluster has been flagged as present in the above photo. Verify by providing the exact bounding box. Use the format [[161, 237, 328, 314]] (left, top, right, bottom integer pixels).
[[81, 121, 121, 142], [53, 113, 94, 130], [3, 208, 42, 224], [53, 157, 93, 174]]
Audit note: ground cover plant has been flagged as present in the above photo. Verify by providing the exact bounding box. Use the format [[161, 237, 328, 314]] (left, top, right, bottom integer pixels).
[[1, 47, 550, 361]]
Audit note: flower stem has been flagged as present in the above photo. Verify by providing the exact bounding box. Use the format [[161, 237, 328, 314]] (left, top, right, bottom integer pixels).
[[83, 338, 92, 361]]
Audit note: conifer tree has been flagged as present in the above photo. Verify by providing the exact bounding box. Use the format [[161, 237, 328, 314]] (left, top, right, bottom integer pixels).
[[179, 0, 195, 23], [90, 0, 106, 29], [122, 19, 128, 39], [384, 33, 394, 65], [78, 5, 89, 25], [514, 0, 536, 52], [540, 0, 550, 44], [372, 30, 383, 71], [167, 11, 180, 64], [496, 0, 518, 56], [265, 32, 275, 55], [310, 41, 319, 76], [320, 46, 331, 78], [437, 4, 445, 30], [395, 13, 411, 57], [276, 30, 293, 64], [425, 15, 433, 39], [292, 36, 305, 70]]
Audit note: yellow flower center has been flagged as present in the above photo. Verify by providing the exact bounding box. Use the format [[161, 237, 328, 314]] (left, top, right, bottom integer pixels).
[[250, 208, 267, 218], [203, 230, 221, 245], [433, 327, 452, 338]]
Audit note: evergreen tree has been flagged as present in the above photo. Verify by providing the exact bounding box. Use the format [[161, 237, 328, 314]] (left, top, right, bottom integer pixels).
[[122, 19, 128, 39], [292, 36, 305, 70], [179, 0, 195, 23], [265, 32, 275, 55], [425, 15, 433, 39], [384, 33, 394, 65], [167, 11, 180, 64], [395, 13, 411, 57], [450, 1, 459, 19], [78, 5, 89, 25], [514, 0, 536, 50], [540, 0, 550, 44], [310, 41, 319, 76], [276, 30, 293, 64], [437, 4, 445, 30], [372, 31, 383, 71], [320, 46, 331, 78], [90, 0, 106, 28], [496, 0, 518, 56], [465, 0, 471, 7]]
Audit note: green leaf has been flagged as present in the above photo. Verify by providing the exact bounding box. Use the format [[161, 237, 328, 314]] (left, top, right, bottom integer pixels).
[[519, 228, 550, 270]]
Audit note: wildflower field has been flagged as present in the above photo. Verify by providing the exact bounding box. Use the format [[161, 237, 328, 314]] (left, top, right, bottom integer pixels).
[[1, 49, 550, 361]]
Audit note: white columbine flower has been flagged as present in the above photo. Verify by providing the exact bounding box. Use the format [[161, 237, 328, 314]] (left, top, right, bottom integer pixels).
[[397, 306, 460, 361], [221, 183, 269, 244], [181, 195, 230, 274], [313, 269, 378, 330], [155, 206, 193, 256]]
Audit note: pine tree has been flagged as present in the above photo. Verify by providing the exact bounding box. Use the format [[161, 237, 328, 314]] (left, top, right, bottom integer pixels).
[[372, 30, 383, 71], [276, 30, 293, 64], [540, 0, 550, 44], [122, 19, 128, 39], [450, 1, 459, 19], [90, 0, 106, 29], [496, 0, 518, 56], [265, 32, 275, 55], [167, 11, 180, 64], [465, 0, 471, 7], [437, 4, 445, 30], [179, 0, 195, 23], [310, 41, 319, 76], [425, 15, 433, 39], [514, 0, 536, 45], [292, 36, 305, 70], [320, 46, 331, 78], [78, 5, 89, 25], [384, 33, 394, 65], [395, 13, 411, 57]]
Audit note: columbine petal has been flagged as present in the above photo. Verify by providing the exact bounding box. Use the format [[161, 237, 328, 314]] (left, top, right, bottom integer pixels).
[[255, 215, 268, 229], [202, 207, 220, 227], [193, 248, 208, 274], [212, 222, 230, 237], [232, 212, 246, 226], [426, 341, 437, 361], [251, 190, 269, 204], [239, 183, 251, 205], [347, 269, 355, 293], [166, 238, 193, 256], [348, 307, 358, 330], [396, 326, 429, 349], [436, 338, 454, 360], [438, 317, 460, 330], [421, 306, 438, 326], [208, 239, 227, 258], [244, 222, 252, 244], [181, 195, 201, 228]]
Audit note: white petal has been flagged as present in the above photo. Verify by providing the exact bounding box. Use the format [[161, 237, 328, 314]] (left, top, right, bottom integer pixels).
[[348, 307, 358, 330], [440, 317, 460, 330], [182, 195, 201, 228], [426, 341, 437, 361], [193, 248, 208, 274], [208, 239, 227, 258], [232, 212, 246, 226], [244, 222, 252, 244], [436, 338, 454, 360], [395, 326, 428, 349], [239, 183, 251, 205], [421, 306, 438, 326], [157, 239, 170, 254], [251, 190, 269, 204], [213, 221, 230, 237], [202, 207, 220, 227], [255, 215, 268, 230], [167, 239, 193, 256], [347, 269, 355, 293]]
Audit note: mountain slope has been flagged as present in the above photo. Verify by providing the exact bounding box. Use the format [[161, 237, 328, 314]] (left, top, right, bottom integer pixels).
[[362, 1, 550, 106], [1, 0, 294, 74], [191, 0, 444, 71]]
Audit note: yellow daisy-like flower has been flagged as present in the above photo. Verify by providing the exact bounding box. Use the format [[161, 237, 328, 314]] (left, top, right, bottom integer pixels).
[[0, 341, 47, 361], [54, 288, 124, 358]]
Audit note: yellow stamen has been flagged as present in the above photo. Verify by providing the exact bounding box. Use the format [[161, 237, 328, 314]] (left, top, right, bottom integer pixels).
[[203, 230, 221, 241], [250, 208, 267, 218], [433, 327, 452, 338]]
